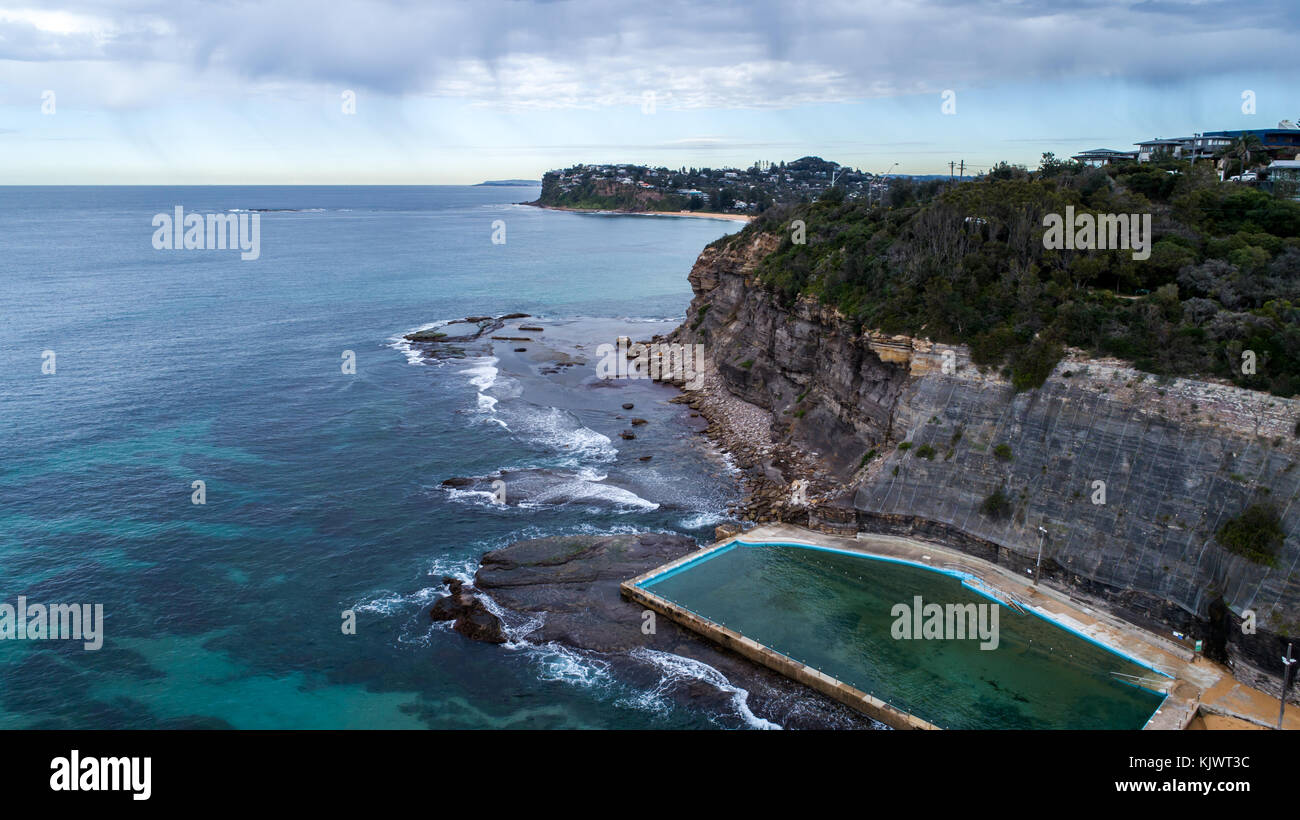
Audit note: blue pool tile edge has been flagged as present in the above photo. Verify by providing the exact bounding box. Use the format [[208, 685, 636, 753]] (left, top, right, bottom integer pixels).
[[639, 538, 1175, 685]]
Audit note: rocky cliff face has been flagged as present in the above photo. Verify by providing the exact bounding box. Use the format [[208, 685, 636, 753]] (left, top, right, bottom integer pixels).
[[671, 230, 1300, 701]]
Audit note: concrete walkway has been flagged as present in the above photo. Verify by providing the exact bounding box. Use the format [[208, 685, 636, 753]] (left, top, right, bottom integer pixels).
[[702, 524, 1298, 730]]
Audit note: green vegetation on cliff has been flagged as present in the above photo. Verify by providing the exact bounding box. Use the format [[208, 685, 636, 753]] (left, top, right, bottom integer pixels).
[[1216, 503, 1284, 567], [726, 160, 1300, 394]]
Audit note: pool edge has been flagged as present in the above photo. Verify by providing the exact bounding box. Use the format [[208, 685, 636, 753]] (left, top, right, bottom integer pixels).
[[620, 574, 941, 731], [625, 533, 1182, 730]]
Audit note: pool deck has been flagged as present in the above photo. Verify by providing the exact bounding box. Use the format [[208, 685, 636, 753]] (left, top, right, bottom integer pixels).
[[622, 523, 1299, 731]]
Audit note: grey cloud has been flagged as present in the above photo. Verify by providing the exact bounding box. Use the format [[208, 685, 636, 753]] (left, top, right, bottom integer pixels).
[[3, 0, 1294, 107]]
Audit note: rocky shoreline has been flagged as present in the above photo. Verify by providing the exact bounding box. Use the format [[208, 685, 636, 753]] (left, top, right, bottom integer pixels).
[[428, 532, 882, 729], [406, 310, 873, 727], [653, 342, 845, 533]]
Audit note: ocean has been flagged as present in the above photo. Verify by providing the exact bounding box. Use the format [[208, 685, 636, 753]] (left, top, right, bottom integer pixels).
[[0, 185, 757, 729]]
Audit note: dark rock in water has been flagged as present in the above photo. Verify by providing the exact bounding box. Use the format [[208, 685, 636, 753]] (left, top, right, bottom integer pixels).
[[429, 594, 459, 621], [514, 347, 527, 352], [453, 600, 507, 644], [473, 533, 697, 652], [630, 418, 648, 426], [404, 329, 448, 342], [619, 430, 636, 439], [638, 455, 653, 461], [492, 336, 531, 341], [499, 312, 531, 320], [454, 533, 880, 729], [622, 403, 634, 410], [429, 587, 506, 644], [441, 477, 474, 487], [519, 326, 544, 332]]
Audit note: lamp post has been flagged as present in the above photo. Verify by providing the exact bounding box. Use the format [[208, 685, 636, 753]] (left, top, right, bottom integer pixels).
[[1279, 642, 1296, 730], [872, 163, 898, 206], [1033, 525, 1047, 586]]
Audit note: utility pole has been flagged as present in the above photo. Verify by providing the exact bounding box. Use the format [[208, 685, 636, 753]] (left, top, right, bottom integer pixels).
[[872, 162, 898, 206], [1034, 525, 1047, 586], [1279, 642, 1296, 730], [949, 161, 955, 183], [959, 159, 965, 180]]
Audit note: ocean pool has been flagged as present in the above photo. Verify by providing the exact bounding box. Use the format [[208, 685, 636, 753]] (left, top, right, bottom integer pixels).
[[639, 542, 1167, 730]]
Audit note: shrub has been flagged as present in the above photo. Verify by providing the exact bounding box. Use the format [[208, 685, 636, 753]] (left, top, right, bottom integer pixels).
[[980, 488, 1012, 519], [916, 444, 936, 459], [897, 441, 912, 451], [1216, 504, 1284, 567], [993, 443, 1013, 461], [1010, 339, 1063, 392]]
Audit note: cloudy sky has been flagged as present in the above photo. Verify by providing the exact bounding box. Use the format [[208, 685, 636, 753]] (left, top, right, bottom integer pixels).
[[1, 0, 1294, 184]]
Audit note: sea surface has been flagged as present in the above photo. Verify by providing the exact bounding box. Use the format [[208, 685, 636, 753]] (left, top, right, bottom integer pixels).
[[0, 185, 758, 729]]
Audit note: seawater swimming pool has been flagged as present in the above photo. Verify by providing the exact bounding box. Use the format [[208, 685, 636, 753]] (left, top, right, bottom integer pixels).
[[635, 541, 1167, 730]]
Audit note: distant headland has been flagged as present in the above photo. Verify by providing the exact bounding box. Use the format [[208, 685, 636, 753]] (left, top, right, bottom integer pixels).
[[530, 157, 877, 217]]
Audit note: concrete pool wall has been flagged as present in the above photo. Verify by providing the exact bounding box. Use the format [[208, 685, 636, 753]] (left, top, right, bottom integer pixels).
[[621, 525, 1250, 730], [622, 553, 940, 730]]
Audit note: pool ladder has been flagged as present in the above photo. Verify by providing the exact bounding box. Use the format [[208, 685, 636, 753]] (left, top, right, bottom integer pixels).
[[1110, 671, 1172, 694], [951, 567, 1028, 614]]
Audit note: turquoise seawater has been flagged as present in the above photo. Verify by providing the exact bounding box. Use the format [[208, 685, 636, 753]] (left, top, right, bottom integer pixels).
[[643, 544, 1166, 729], [0, 186, 751, 729]]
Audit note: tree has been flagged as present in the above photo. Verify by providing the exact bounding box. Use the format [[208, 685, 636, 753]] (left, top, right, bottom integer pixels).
[[1037, 152, 1082, 178], [1233, 133, 1265, 174]]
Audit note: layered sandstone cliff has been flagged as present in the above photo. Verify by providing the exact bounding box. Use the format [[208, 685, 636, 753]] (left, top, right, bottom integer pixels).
[[670, 230, 1300, 701]]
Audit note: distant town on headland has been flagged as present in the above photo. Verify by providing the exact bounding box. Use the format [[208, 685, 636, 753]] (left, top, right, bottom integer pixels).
[[532, 121, 1300, 216]]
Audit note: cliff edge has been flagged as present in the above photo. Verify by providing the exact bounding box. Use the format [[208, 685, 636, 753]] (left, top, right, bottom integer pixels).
[[669, 225, 1300, 702]]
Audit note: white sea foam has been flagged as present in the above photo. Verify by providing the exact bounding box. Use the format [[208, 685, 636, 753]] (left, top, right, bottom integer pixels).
[[531, 643, 613, 688], [454, 355, 509, 419], [388, 319, 453, 366], [678, 510, 727, 529], [352, 585, 442, 617], [517, 476, 659, 512], [441, 467, 658, 513], [474, 590, 545, 648], [442, 487, 507, 508], [628, 647, 781, 730], [461, 356, 498, 392], [498, 405, 616, 465]]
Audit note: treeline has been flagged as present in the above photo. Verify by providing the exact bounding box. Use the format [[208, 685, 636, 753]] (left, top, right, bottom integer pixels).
[[730, 160, 1300, 395], [536, 177, 693, 212]]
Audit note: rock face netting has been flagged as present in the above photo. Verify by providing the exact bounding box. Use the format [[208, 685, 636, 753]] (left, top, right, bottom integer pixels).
[[856, 373, 1299, 626]]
